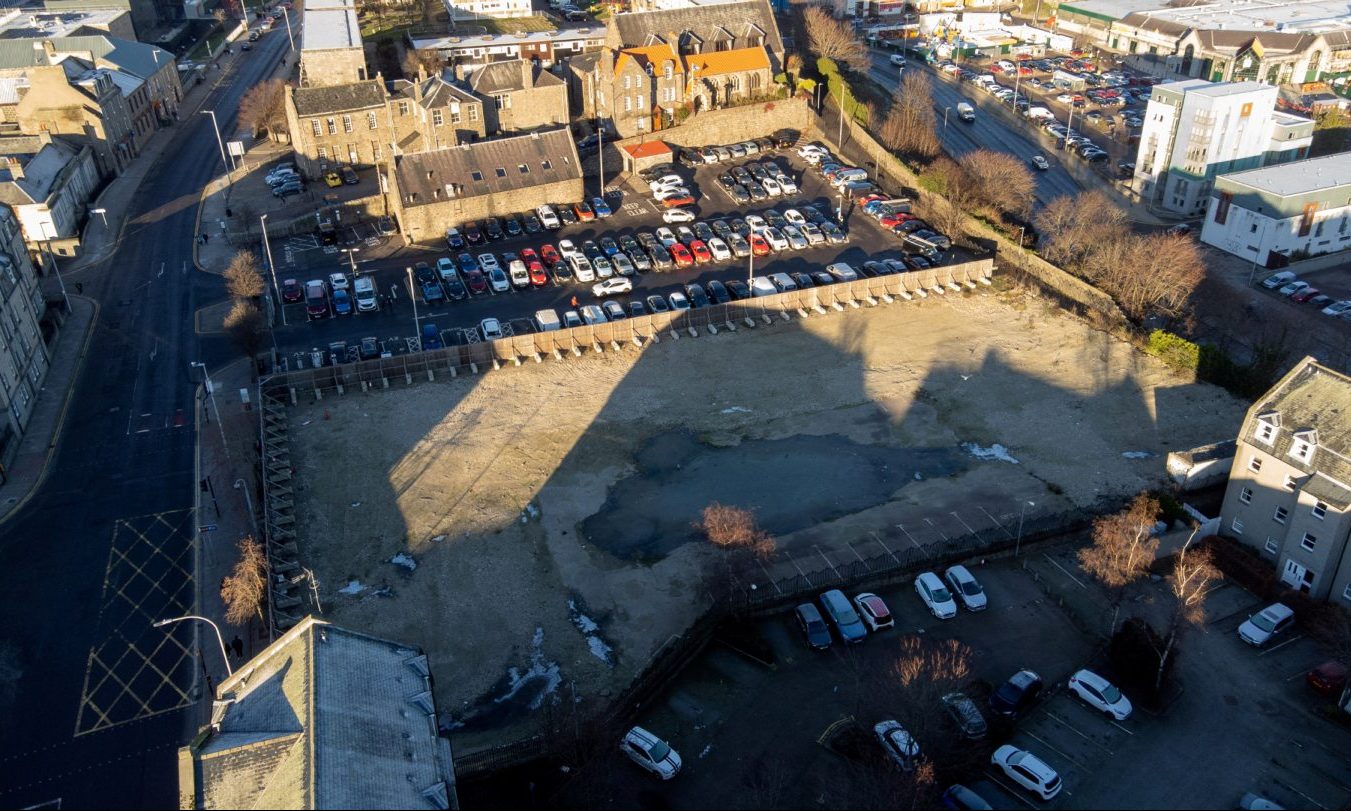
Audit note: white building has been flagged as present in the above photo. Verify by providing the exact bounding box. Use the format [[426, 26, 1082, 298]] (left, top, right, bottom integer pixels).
[[1200, 152, 1351, 266], [1134, 79, 1312, 217], [442, 0, 532, 22]]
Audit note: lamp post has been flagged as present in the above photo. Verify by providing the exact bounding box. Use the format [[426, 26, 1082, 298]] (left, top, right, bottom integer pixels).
[[37, 222, 70, 311], [281, 6, 295, 52], [233, 478, 258, 536], [1246, 218, 1270, 286], [91, 208, 108, 229], [259, 213, 284, 327], [943, 106, 951, 135], [406, 266, 420, 341], [1015, 500, 1036, 557], [202, 109, 234, 174], [342, 247, 359, 275], [153, 615, 233, 677], [191, 361, 229, 461]]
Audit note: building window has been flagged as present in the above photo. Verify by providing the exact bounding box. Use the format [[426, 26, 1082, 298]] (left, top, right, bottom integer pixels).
[[372, 142, 381, 160], [1232, 517, 1244, 535], [665, 63, 673, 79], [368, 112, 378, 130], [541, 159, 552, 171], [1239, 487, 1253, 504], [624, 96, 631, 112], [1248, 456, 1263, 473], [623, 75, 630, 90], [1301, 533, 1317, 552], [469, 105, 478, 122], [317, 147, 328, 160], [1290, 439, 1314, 464], [518, 163, 529, 174], [1265, 537, 1279, 554], [451, 109, 461, 124], [494, 94, 510, 109], [326, 117, 337, 134], [1255, 420, 1276, 444], [1273, 506, 1288, 524], [1284, 474, 1299, 491], [636, 95, 645, 110], [495, 167, 507, 178], [342, 115, 353, 133], [1313, 501, 1327, 519], [399, 101, 410, 115], [433, 109, 443, 126], [470, 170, 483, 181], [311, 119, 322, 136]]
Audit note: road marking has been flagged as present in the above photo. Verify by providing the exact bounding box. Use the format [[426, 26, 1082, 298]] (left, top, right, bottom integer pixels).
[[814, 545, 841, 578], [1043, 553, 1088, 589], [845, 541, 868, 565], [1021, 730, 1087, 768], [950, 510, 980, 535], [1259, 634, 1305, 657], [978, 504, 1016, 538], [757, 559, 783, 594], [924, 517, 949, 540], [897, 524, 923, 549], [784, 551, 812, 586], [1272, 778, 1328, 810], [1109, 719, 1134, 735], [982, 772, 1040, 810], [1042, 710, 1114, 753], [871, 531, 902, 565]]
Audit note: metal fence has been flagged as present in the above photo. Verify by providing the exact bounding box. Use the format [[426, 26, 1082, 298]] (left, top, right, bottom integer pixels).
[[260, 257, 995, 400]]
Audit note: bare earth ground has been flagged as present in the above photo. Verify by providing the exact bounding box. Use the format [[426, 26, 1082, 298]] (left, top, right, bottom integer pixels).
[[286, 287, 1247, 751]]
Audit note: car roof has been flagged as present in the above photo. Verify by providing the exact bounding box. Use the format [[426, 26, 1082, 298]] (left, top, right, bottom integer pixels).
[[1010, 749, 1056, 780], [917, 571, 945, 588], [1261, 603, 1294, 620], [796, 602, 824, 621], [1072, 669, 1111, 690], [857, 593, 889, 614], [947, 565, 974, 581], [1010, 669, 1041, 687]]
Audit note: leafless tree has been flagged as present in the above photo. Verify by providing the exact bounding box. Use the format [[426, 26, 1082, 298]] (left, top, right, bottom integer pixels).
[[1079, 493, 1161, 633], [401, 48, 442, 79], [803, 6, 867, 73], [1150, 533, 1220, 692], [221, 536, 268, 625], [224, 250, 266, 299], [1034, 191, 1129, 267], [696, 502, 775, 597], [238, 78, 289, 139], [963, 149, 1036, 220], [878, 71, 940, 160], [224, 298, 267, 358]]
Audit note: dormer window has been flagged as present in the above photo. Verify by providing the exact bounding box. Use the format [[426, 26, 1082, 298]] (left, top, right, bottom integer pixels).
[[1254, 411, 1279, 444], [1289, 429, 1317, 464]]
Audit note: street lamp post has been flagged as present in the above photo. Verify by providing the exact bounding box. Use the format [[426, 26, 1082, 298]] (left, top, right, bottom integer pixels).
[[406, 266, 420, 341], [233, 478, 258, 536], [943, 106, 951, 134], [259, 213, 284, 327], [1015, 500, 1036, 557], [1246, 219, 1270, 286], [37, 222, 70, 311], [202, 109, 234, 174], [91, 208, 109, 229], [153, 615, 233, 677], [342, 247, 359, 275], [281, 7, 296, 52], [191, 361, 229, 461]]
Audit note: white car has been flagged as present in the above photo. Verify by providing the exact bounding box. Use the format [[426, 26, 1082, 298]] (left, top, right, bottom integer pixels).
[[762, 227, 789, 251], [662, 208, 696, 224], [487, 267, 510, 293], [944, 565, 987, 612], [852, 592, 894, 632], [1030, 155, 1050, 170], [890, 54, 907, 67], [782, 225, 808, 250], [593, 277, 633, 297], [570, 254, 595, 282], [668, 291, 691, 310], [761, 176, 783, 196], [1239, 602, 1295, 646], [654, 186, 693, 201], [1056, 93, 1075, 104], [592, 255, 614, 279], [797, 144, 829, 159], [914, 571, 957, 619], [1322, 300, 1351, 316], [873, 721, 919, 770], [750, 276, 778, 297], [745, 213, 768, 231], [707, 238, 732, 262], [647, 174, 684, 191], [508, 259, 530, 288], [1067, 669, 1132, 720], [801, 223, 825, 245], [992, 746, 1062, 800], [477, 253, 501, 273], [783, 208, 806, 226], [536, 204, 561, 229], [1278, 280, 1309, 297], [557, 239, 579, 258], [327, 271, 350, 291], [479, 317, 504, 340], [353, 276, 378, 312], [1260, 271, 1295, 289], [656, 226, 679, 247], [620, 726, 681, 780], [826, 262, 858, 282], [776, 174, 798, 194]]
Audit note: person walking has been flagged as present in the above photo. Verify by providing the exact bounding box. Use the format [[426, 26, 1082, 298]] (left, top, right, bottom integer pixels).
[[570, 295, 578, 308]]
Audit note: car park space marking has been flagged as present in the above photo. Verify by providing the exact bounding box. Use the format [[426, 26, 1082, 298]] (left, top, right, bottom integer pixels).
[[950, 510, 980, 536], [845, 541, 869, 565], [1039, 710, 1116, 754], [1042, 554, 1088, 588], [814, 545, 841, 578], [896, 524, 923, 549], [1273, 778, 1329, 810], [923, 517, 949, 540], [756, 559, 783, 594], [981, 772, 1042, 810], [870, 531, 903, 565], [1258, 634, 1305, 656], [978, 505, 1016, 538], [782, 550, 813, 585], [1020, 729, 1089, 768]]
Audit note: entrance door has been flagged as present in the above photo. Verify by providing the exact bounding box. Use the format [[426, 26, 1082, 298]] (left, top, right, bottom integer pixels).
[[1282, 558, 1315, 592]]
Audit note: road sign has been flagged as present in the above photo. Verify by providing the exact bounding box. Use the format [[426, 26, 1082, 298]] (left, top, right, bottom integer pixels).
[[199, 524, 218, 532], [228, 140, 246, 157]]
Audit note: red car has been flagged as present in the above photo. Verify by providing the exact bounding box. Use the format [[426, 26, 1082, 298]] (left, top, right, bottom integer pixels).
[[990, 64, 1003, 74], [669, 242, 694, 267], [281, 277, 303, 303], [463, 268, 489, 294], [879, 213, 915, 228], [539, 244, 560, 266], [527, 260, 548, 287], [1292, 287, 1322, 303], [574, 200, 596, 222], [1018, 65, 1034, 75], [749, 233, 771, 256], [1308, 661, 1347, 696], [662, 194, 696, 209], [689, 240, 712, 264]]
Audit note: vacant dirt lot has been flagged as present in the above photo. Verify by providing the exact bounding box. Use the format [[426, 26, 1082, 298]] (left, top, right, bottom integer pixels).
[[286, 286, 1246, 751]]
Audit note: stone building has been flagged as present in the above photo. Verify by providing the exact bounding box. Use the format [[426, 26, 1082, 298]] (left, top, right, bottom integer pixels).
[[299, 0, 369, 88], [6, 60, 135, 176], [284, 80, 395, 177], [390, 128, 582, 242], [0, 134, 100, 254], [0, 204, 49, 471], [466, 59, 568, 135], [1219, 357, 1351, 602], [389, 71, 487, 154]]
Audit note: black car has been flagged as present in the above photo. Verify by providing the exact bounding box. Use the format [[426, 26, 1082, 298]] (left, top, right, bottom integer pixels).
[[718, 173, 737, 189], [443, 275, 468, 301], [685, 283, 710, 308], [725, 279, 750, 300], [941, 692, 988, 739], [729, 185, 751, 205], [484, 217, 504, 240], [358, 336, 380, 360], [677, 149, 702, 168], [558, 206, 579, 227], [647, 246, 673, 270], [640, 162, 679, 181], [503, 215, 523, 238], [464, 222, 484, 245], [795, 603, 832, 650], [989, 670, 1043, 719], [706, 280, 731, 304], [791, 272, 815, 289], [811, 271, 835, 287], [773, 128, 799, 148], [801, 205, 827, 225], [628, 300, 647, 318], [523, 214, 543, 234], [859, 261, 883, 278], [551, 258, 573, 283], [377, 215, 398, 236]]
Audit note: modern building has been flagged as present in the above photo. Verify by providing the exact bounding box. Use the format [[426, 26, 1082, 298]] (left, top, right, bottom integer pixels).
[[466, 58, 568, 135], [1055, 0, 1351, 85], [0, 204, 49, 471], [0, 134, 100, 254], [284, 80, 396, 177], [39, 0, 164, 40], [1200, 152, 1351, 266], [177, 617, 459, 810], [390, 128, 583, 242], [408, 26, 607, 71], [299, 0, 368, 88], [441, 0, 532, 22], [1219, 357, 1351, 602], [1133, 79, 1311, 217]]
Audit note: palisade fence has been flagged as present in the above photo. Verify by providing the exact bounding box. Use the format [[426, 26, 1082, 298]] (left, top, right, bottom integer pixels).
[[260, 258, 995, 400]]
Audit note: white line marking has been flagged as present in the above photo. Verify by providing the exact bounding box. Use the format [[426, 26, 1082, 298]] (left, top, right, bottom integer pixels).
[[1022, 730, 1086, 767], [1259, 634, 1305, 657], [872, 531, 902, 564], [1043, 554, 1088, 589], [924, 517, 949, 540], [846, 541, 868, 565], [950, 510, 980, 535], [979, 504, 1015, 538], [1042, 710, 1114, 753], [897, 524, 923, 549], [815, 545, 841, 578]]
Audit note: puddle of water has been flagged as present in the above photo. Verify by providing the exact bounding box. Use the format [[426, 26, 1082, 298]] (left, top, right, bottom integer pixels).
[[580, 431, 966, 561]]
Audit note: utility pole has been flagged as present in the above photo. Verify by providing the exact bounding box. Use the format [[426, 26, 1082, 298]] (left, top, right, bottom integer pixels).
[[281, 6, 295, 51], [260, 213, 284, 326], [406, 266, 420, 343], [202, 109, 235, 174]]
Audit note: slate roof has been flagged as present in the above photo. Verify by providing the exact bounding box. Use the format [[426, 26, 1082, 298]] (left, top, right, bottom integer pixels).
[[392, 72, 480, 110], [467, 59, 564, 95], [0, 138, 81, 204], [0, 34, 172, 79], [396, 128, 580, 206], [291, 79, 387, 116], [609, 0, 781, 54], [1244, 357, 1351, 492], [189, 617, 457, 810]]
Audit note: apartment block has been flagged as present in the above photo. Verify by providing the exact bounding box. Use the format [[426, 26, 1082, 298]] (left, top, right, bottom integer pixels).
[[0, 204, 49, 469]]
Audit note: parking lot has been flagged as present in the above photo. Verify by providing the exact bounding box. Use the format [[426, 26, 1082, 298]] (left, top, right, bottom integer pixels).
[[268, 142, 968, 367], [484, 554, 1351, 810]]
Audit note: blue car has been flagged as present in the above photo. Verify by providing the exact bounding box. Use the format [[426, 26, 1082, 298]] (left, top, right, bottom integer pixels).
[[456, 252, 478, 274], [819, 589, 868, 643], [332, 288, 353, 315], [420, 323, 443, 350], [795, 603, 832, 650], [420, 280, 445, 303], [600, 236, 621, 257], [592, 196, 612, 217]]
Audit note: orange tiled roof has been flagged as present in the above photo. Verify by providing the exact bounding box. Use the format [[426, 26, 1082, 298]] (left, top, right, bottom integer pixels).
[[616, 42, 681, 75], [623, 141, 672, 158], [683, 45, 770, 77]]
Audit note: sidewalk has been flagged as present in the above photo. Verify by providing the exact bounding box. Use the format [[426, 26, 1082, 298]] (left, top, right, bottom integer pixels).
[[0, 296, 98, 524]]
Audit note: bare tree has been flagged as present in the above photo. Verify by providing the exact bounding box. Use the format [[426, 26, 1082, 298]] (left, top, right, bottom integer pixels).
[[803, 6, 867, 73], [1079, 493, 1161, 633], [224, 299, 267, 358], [224, 250, 266, 299], [401, 48, 441, 79], [1151, 534, 1220, 692], [1034, 191, 1129, 267], [878, 71, 940, 160], [221, 536, 268, 625], [238, 78, 289, 140], [696, 502, 775, 597], [963, 149, 1036, 220]]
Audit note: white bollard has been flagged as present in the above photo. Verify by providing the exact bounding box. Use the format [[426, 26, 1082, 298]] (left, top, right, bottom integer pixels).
[[708, 324, 717, 335]]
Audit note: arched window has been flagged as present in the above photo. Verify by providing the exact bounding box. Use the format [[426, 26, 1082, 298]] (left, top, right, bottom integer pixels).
[[749, 72, 761, 91]]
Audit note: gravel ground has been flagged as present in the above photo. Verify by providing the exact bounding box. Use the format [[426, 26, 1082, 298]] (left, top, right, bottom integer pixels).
[[286, 285, 1247, 751]]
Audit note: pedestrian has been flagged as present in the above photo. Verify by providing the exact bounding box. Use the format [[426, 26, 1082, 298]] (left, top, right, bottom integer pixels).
[[570, 295, 578, 308], [75, 282, 83, 294], [231, 635, 244, 659]]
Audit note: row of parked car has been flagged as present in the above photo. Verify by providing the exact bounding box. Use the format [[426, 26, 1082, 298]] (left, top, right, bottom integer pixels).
[[1260, 271, 1351, 319], [668, 129, 801, 169], [443, 198, 616, 248], [283, 271, 378, 319]]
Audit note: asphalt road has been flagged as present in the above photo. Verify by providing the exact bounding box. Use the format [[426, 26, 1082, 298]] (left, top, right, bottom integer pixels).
[[0, 29, 292, 809]]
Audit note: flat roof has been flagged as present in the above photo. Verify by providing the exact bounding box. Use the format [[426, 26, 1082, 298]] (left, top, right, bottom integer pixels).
[[302, 4, 361, 50], [409, 24, 605, 51], [0, 7, 125, 39], [1062, 0, 1351, 34], [1220, 152, 1351, 197]]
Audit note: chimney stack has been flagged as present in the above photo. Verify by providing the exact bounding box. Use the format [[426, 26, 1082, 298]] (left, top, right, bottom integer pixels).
[[5, 156, 24, 181]]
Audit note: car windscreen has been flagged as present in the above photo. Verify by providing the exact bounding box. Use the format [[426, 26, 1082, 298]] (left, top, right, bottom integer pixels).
[[647, 741, 670, 762], [1250, 612, 1278, 633], [961, 580, 984, 596]]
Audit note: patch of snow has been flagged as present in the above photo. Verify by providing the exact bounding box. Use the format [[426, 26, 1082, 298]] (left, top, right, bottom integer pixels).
[[567, 599, 614, 666], [720, 406, 752, 414], [494, 628, 563, 710], [699, 744, 713, 759], [586, 636, 614, 665], [431, 535, 447, 543], [1122, 451, 1155, 459], [961, 442, 1020, 464], [338, 580, 366, 595], [389, 552, 417, 571]]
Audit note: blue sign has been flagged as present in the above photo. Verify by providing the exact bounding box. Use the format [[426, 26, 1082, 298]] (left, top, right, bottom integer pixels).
[[199, 524, 218, 532]]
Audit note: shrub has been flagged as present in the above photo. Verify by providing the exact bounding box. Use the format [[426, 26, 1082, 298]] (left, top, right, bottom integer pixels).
[[1146, 330, 1200, 373]]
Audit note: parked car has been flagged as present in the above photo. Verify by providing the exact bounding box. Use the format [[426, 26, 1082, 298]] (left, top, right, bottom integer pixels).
[[991, 745, 1062, 800], [819, 589, 868, 643], [419, 323, 442, 350], [341, 166, 359, 185], [620, 726, 682, 780], [1307, 661, 1348, 696], [795, 602, 833, 650], [944, 566, 987, 611], [479, 317, 504, 340], [593, 278, 633, 297], [941, 692, 988, 739], [941, 784, 993, 810], [915, 572, 958, 619], [353, 276, 378, 311], [304, 279, 328, 319], [592, 197, 613, 217], [1260, 271, 1296, 289], [1239, 602, 1295, 647], [873, 721, 919, 771], [989, 670, 1043, 719], [1067, 669, 1132, 720], [281, 278, 303, 303]]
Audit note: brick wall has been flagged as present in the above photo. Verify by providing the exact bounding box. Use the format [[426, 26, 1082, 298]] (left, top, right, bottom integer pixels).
[[393, 177, 585, 243]]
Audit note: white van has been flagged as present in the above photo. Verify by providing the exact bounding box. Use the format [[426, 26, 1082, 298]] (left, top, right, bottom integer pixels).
[[1025, 105, 1054, 121], [534, 308, 561, 331], [956, 102, 975, 122], [353, 276, 378, 312]]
